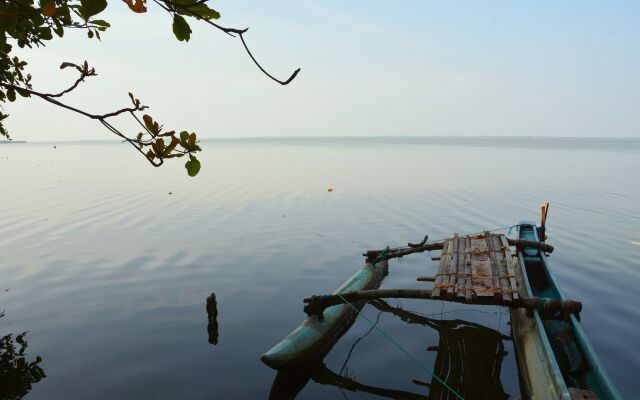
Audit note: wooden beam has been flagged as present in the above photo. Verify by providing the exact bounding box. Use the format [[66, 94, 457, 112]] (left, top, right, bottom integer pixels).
[[470, 235, 494, 297], [485, 232, 504, 301], [364, 241, 445, 262], [506, 238, 554, 253], [304, 289, 582, 319], [363, 237, 552, 264], [488, 234, 512, 302], [500, 234, 519, 300], [464, 235, 472, 301], [431, 239, 450, 298], [446, 233, 459, 298]]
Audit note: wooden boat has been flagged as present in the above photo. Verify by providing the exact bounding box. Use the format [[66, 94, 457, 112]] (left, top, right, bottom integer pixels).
[[262, 211, 622, 399], [511, 222, 621, 399], [261, 258, 389, 369]]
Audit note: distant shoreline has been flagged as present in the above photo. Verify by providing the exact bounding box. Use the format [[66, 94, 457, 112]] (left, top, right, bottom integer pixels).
[[0, 140, 26, 144], [12, 135, 640, 144], [8, 136, 638, 152]]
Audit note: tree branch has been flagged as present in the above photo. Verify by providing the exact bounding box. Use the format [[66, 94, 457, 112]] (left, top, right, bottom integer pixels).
[[238, 32, 301, 85], [0, 61, 199, 170], [156, 0, 301, 85], [0, 82, 142, 120]]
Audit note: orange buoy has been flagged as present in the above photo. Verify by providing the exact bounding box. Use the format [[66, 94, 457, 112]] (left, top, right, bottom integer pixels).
[[328, 187, 333, 192]]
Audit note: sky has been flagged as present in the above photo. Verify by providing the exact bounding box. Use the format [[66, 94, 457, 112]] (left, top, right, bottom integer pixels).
[[5, 0, 640, 140]]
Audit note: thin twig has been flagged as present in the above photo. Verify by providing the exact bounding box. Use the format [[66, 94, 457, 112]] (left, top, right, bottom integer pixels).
[[0, 83, 141, 120], [157, 0, 300, 85], [0, 76, 159, 168]]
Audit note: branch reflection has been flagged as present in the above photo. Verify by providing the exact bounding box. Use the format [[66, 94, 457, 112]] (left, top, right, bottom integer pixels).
[[0, 312, 46, 399]]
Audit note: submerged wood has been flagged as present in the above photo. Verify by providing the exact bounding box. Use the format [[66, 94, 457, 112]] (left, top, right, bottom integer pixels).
[[303, 289, 581, 319], [206, 293, 219, 345]]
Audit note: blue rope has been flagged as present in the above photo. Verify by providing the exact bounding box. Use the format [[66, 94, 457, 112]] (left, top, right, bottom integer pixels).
[[335, 291, 465, 400]]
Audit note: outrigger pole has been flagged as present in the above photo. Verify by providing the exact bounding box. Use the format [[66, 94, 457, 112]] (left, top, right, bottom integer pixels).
[[303, 289, 582, 321], [363, 238, 554, 263]]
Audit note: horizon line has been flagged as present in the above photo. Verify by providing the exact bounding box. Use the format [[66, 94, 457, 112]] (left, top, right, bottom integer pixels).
[[5, 135, 640, 143]]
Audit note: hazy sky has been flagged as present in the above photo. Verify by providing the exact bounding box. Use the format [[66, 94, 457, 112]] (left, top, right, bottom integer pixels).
[[6, 1, 640, 140]]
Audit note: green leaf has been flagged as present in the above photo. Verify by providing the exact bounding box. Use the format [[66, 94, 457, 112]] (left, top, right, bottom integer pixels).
[[176, 3, 220, 20], [155, 138, 165, 155], [185, 155, 201, 177], [16, 88, 30, 98], [91, 19, 111, 28], [7, 89, 16, 102], [179, 131, 189, 145], [172, 15, 192, 42], [37, 27, 53, 41], [143, 114, 154, 133], [79, 0, 107, 20], [53, 19, 64, 37], [164, 137, 180, 156]]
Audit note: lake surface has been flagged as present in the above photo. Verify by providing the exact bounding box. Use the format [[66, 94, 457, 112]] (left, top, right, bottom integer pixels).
[[1, 137, 639, 399]]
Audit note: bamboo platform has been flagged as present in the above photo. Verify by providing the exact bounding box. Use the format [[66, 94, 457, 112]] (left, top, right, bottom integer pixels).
[[305, 232, 579, 318], [431, 232, 519, 303]]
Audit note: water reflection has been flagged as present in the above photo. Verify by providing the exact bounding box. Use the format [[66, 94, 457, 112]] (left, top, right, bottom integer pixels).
[[269, 300, 509, 399], [270, 363, 429, 400], [370, 300, 510, 400], [0, 312, 46, 399]]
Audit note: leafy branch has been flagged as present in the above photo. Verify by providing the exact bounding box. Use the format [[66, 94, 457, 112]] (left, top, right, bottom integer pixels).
[[0, 0, 300, 176], [0, 61, 202, 175]]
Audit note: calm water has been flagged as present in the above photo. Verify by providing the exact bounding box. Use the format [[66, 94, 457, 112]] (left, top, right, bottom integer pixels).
[[1, 137, 639, 399]]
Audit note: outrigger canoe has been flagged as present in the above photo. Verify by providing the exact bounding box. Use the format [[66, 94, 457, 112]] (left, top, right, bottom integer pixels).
[[262, 216, 622, 399], [511, 222, 621, 399]]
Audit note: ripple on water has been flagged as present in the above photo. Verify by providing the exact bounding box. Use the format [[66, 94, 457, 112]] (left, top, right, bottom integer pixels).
[[0, 140, 638, 399]]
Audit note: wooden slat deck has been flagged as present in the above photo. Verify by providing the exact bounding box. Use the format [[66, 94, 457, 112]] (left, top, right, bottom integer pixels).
[[431, 233, 519, 301]]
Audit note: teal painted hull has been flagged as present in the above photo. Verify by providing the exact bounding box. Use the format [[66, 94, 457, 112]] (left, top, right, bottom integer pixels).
[[261, 260, 389, 370], [511, 222, 622, 399]]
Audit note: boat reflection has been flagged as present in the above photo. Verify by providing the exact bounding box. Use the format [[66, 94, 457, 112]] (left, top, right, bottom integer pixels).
[[0, 312, 46, 399], [269, 300, 510, 399]]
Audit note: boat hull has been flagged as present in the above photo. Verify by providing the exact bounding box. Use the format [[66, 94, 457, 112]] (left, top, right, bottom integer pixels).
[[510, 223, 621, 400], [261, 260, 389, 370]]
